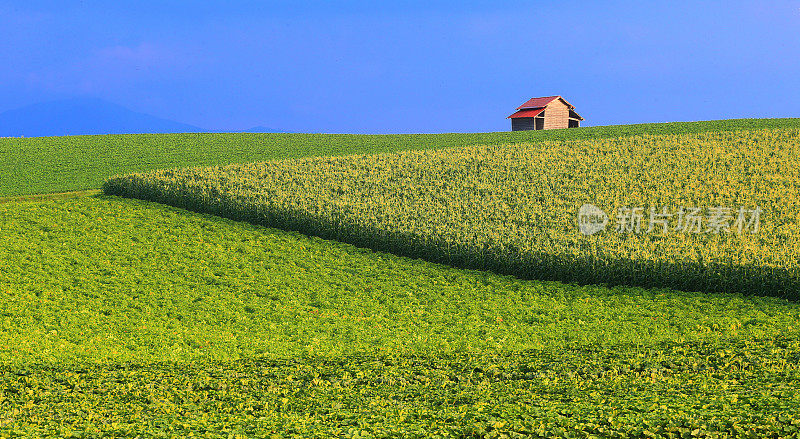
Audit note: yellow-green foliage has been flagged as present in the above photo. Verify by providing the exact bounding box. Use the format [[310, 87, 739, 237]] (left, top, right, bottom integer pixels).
[[104, 128, 800, 297]]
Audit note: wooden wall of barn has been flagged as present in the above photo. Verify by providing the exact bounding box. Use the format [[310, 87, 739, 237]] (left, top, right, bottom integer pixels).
[[543, 99, 569, 130]]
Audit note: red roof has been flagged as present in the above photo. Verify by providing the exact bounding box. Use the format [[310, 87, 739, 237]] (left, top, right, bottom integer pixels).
[[507, 108, 545, 119], [516, 96, 560, 110]]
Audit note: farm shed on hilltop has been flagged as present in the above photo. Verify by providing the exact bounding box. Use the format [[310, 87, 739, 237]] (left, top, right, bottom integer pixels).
[[507, 96, 584, 131]]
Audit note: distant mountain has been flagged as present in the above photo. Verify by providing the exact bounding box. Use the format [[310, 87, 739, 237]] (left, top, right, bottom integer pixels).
[[241, 126, 283, 133], [0, 98, 205, 137]]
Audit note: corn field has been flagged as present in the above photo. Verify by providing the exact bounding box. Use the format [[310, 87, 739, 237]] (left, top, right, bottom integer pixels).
[[104, 128, 800, 298]]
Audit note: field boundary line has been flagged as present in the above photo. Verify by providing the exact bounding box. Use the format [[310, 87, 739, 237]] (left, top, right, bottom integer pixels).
[[0, 189, 101, 204]]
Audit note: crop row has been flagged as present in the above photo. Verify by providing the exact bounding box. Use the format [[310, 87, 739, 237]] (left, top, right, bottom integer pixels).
[[2, 336, 799, 438]]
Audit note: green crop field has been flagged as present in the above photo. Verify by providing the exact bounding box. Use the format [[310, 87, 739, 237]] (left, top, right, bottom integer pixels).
[[1, 195, 799, 437], [2, 120, 800, 437], [105, 128, 800, 298], [2, 118, 800, 197]]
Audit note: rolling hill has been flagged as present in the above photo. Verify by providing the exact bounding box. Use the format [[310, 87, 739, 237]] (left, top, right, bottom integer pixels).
[[2, 117, 799, 197], [1, 120, 799, 437]]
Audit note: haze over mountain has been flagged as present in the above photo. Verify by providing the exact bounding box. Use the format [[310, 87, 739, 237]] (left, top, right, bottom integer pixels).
[[242, 126, 283, 133], [0, 98, 282, 137]]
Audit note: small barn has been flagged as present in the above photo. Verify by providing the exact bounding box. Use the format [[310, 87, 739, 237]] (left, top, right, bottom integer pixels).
[[507, 96, 583, 131]]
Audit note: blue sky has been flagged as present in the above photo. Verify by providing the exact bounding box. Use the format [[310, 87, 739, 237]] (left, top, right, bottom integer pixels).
[[1, 0, 799, 133]]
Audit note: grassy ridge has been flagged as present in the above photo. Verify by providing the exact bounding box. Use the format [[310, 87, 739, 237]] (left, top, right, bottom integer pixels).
[[1, 195, 799, 436], [3, 118, 800, 196], [104, 128, 800, 297]]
